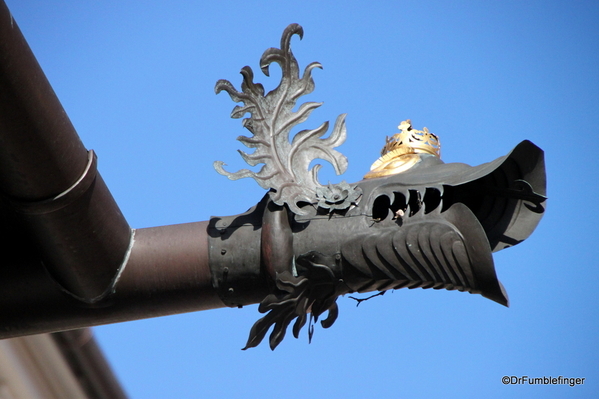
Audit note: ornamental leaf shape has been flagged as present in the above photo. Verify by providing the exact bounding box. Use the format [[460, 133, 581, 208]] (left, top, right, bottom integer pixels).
[[214, 24, 357, 214]]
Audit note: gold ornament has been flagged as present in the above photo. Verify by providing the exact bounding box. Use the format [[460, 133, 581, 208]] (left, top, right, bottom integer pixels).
[[364, 120, 441, 179]]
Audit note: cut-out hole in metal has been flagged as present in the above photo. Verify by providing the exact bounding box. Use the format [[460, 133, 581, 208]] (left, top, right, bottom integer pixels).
[[408, 189, 421, 216], [372, 195, 391, 221], [423, 187, 442, 214]]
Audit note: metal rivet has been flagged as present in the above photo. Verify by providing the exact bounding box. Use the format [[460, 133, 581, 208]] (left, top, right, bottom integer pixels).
[[228, 287, 234, 294]]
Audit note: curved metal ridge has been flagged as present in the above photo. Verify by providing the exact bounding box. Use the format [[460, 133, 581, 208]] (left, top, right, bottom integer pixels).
[[340, 203, 506, 304], [17, 161, 132, 302], [6, 150, 98, 215], [50, 229, 136, 304]]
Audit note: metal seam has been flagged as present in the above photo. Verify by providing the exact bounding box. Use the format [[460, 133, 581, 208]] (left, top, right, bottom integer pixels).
[[5, 149, 98, 215], [46, 228, 136, 304]]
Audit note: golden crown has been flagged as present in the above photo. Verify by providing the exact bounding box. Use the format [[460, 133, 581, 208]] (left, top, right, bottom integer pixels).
[[364, 120, 441, 179], [381, 119, 441, 158]]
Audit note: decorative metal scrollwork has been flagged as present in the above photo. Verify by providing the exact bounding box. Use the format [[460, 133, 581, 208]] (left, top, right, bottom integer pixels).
[[214, 23, 361, 215]]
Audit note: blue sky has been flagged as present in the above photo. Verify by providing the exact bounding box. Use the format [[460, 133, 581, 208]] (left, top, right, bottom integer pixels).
[[6, 1, 598, 398]]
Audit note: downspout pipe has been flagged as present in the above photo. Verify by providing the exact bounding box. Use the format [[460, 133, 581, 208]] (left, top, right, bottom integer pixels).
[[0, 220, 240, 339], [0, 1, 260, 339], [0, 1, 132, 302]]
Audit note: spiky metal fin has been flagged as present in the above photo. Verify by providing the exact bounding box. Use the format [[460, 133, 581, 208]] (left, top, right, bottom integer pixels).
[[214, 24, 360, 215]]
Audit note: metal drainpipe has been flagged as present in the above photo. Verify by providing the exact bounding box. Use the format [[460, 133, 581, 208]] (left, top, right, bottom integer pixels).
[[0, 219, 237, 339], [0, 0, 252, 337], [0, 0, 131, 302]]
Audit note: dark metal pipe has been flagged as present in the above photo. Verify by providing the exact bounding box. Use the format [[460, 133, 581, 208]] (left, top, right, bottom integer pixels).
[[0, 222, 231, 339], [0, 1, 87, 199], [0, 0, 131, 301], [115, 222, 227, 317], [0, 1, 261, 339]]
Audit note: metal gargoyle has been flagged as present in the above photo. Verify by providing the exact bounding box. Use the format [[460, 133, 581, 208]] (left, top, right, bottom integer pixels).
[[210, 24, 547, 350]]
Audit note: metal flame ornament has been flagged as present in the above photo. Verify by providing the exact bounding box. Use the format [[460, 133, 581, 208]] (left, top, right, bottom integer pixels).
[[214, 24, 361, 215]]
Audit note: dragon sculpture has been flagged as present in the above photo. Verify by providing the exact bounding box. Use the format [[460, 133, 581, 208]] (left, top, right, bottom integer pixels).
[[210, 24, 546, 350]]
